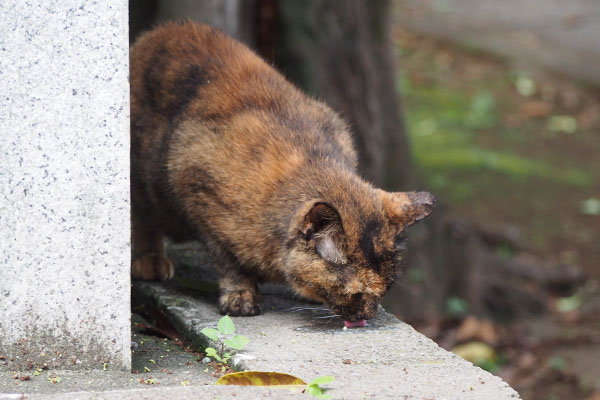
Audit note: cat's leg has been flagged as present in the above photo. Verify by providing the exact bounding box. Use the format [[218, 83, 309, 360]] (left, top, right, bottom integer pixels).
[[131, 212, 174, 281], [216, 256, 261, 316]]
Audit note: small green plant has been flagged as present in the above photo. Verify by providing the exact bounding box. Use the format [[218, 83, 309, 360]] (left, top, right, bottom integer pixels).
[[305, 376, 334, 399], [201, 315, 249, 364], [446, 295, 469, 317]]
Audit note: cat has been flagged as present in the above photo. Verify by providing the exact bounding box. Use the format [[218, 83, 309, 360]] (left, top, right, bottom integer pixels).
[[129, 21, 435, 325]]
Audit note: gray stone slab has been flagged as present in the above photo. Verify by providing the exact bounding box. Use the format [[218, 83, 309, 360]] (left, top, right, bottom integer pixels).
[[0, 1, 131, 369], [129, 281, 520, 399], [1, 386, 304, 400]]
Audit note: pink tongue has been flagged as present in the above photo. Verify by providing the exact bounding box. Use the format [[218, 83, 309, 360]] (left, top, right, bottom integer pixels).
[[344, 319, 366, 328]]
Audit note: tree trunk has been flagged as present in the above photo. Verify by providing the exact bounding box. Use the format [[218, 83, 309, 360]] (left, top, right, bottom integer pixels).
[[129, 0, 256, 46], [261, 0, 412, 189]]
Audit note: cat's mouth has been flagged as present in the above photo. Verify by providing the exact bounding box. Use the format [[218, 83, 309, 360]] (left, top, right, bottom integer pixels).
[[332, 306, 374, 328], [344, 319, 366, 328], [330, 293, 379, 326]]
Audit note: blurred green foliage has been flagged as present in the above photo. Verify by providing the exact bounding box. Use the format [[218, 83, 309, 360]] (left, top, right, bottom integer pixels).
[[580, 198, 600, 215], [404, 84, 592, 189], [395, 32, 599, 275], [446, 295, 469, 317]]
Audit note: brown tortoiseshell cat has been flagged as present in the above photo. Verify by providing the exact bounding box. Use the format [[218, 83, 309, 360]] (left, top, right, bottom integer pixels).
[[130, 21, 435, 325]]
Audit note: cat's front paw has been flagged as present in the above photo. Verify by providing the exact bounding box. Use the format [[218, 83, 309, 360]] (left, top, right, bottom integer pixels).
[[219, 290, 261, 316], [131, 254, 174, 281]]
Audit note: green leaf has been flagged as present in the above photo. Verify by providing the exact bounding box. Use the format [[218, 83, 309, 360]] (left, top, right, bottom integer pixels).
[[496, 243, 513, 259], [549, 355, 568, 371], [452, 341, 496, 365], [557, 293, 583, 313], [224, 335, 250, 350], [201, 328, 220, 341], [515, 74, 536, 97], [205, 347, 217, 357], [464, 91, 496, 129], [306, 384, 331, 399], [547, 115, 577, 134], [580, 198, 600, 215], [308, 376, 334, 386], [305, 385, 322, 396], [446, 295, 468, 317], [218, 315, 235, 335]]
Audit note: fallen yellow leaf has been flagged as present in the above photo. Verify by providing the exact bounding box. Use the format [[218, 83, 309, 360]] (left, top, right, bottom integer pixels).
[[452, 341, 496, 364], [216, 371, 306, 389]]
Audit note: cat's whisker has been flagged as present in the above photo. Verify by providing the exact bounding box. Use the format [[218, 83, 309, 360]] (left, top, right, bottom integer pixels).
[[284, 306, 330, 312], [313, 314, 341, 319], [394, 279, 409, 289]]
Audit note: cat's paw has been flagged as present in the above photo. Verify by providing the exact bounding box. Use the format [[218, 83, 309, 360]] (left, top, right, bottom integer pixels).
[[131, 254, 174, 281], [219, 290, 261, 316]]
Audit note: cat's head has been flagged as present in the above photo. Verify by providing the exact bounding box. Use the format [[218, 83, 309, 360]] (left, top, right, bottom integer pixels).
[[286, 189, 435, 323]]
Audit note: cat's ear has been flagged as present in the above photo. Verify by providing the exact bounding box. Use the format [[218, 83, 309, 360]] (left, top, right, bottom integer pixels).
[[300, 202, 346, 264], [382, 191, 436, 227]]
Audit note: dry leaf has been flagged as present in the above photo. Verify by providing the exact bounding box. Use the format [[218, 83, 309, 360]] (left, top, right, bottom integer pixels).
[[216, 371, 306, 389], [456, 316, 498, 345], [452, 342, 496, 365], [519, 101, 552, 119]]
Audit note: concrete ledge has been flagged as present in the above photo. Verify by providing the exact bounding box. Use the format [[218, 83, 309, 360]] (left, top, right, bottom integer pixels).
[[1, 245, 521, 398], [128, 244, 520, 399], [130, 281, 519, 399], [4, 386, 306, 399]]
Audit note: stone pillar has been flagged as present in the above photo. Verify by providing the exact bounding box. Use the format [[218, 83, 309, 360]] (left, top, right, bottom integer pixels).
[[0, 1, 131, 370]]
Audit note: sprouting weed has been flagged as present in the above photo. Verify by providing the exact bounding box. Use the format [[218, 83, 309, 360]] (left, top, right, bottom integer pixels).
[[201, 315, 249, 365]]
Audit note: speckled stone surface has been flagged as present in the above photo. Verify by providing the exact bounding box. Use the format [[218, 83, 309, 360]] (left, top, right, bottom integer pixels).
[[0, 1, 130, 369]]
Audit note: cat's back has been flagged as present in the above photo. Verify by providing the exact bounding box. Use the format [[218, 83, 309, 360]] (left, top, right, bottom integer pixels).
[[131, 21, 355, 164], [131, 21, 271, 127], [130, 21, 358, 246]]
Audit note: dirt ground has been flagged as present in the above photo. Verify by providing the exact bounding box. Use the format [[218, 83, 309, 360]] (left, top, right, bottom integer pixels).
[[392, 27, 600, 400]]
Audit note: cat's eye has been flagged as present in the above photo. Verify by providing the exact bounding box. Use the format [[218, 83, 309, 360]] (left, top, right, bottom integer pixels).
[[394, 235, 408, 251]]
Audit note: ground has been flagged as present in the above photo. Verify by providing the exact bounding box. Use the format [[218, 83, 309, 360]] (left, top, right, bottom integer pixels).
[[392, 27, 600, 400], [395, 28, 600, 279], [0, 314, 217, 394]]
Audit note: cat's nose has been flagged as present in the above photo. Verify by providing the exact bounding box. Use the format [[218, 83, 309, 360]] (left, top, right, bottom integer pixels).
[[339, 293, 380, 321]]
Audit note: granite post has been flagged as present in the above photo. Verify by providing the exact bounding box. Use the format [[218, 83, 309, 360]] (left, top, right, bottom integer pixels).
[[0, 1, 131, 369]]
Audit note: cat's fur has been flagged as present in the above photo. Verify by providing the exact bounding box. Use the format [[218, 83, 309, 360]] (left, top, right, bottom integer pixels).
[[130, 21, 435, 321]]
